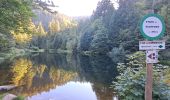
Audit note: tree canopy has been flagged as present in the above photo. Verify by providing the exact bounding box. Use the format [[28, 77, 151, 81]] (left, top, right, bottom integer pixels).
[[0, 0, 33, 34]]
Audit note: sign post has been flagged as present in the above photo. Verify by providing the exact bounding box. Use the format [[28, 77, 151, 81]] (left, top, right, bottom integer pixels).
[[145, 63, 153, 100], [139, 14, 165, 100]]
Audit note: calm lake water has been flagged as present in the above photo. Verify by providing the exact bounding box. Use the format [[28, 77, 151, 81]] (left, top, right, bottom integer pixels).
[[0, 53, 118, 100]]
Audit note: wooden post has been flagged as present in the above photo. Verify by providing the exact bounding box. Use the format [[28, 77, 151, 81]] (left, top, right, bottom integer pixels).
[[145, 0, 155, 99], [145, 63, 153, 100]]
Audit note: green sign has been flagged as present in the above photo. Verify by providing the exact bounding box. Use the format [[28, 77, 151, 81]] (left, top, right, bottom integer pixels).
[[140, 14, 165, 40]]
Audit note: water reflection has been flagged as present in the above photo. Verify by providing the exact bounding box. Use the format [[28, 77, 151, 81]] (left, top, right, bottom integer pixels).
[[79, 55, 118, 85], [28, 82, 97, 100], [0, 53, 118, 100]]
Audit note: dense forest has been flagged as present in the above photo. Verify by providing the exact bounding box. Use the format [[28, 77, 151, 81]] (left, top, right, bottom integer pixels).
[[1, 0, 170, 57], [0, 0, 169, 55], [1, 0, 170, 99]]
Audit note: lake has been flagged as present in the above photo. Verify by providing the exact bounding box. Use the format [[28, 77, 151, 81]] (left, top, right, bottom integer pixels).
[[0, 53, 119, 100]]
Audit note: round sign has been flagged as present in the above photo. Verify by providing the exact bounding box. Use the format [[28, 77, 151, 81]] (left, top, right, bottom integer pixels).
[[140, 14, 165, 40]]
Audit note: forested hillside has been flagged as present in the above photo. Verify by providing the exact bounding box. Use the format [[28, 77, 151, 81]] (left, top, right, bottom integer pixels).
[[79, 0, 170, 56], [0, 0, 78, 59], [1, 0, 170, 58]]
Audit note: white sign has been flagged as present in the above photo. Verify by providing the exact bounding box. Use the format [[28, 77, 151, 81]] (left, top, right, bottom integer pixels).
[[139, 41, 165, 50], [146, 50, 158, 63], [143, 17, 162, 37], [140, 14, 165, 40]]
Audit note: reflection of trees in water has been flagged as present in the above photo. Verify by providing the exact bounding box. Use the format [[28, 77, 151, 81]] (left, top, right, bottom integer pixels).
[[1, 53, 118, 99], [0, 70, 12, 85], [79, 55, 118, 85], [78, 55, 118, 100], [30, 53, 79, 72], [8, 58, 77, 97], [0, 60, 15, 85], [92, 83, 115, 100], [11, 59, 34, 86], [32, 54, 118, 100]]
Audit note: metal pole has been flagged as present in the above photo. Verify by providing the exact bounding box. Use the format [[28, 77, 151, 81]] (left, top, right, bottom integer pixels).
[[145, 63, 153, 100]]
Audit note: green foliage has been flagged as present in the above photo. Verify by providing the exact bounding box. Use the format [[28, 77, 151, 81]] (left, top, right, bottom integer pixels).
[[80, 29, 93, 51], [92, 0, 115, 26], [0, 0, 33, 34], [90, 19, 110, 55], [109, 0, 141, 51], [111, 52, 170, 100], [32, 0, 58, 14], [0, 0, 35, 52], [78, 0, 115, 55], [80, 0, 170, 55], [80, 0, 144, 54], [118, 29, 139, 52], [30, 14, 78, 52], [1, 0, 170, 58], [0, 35, 10, 51]]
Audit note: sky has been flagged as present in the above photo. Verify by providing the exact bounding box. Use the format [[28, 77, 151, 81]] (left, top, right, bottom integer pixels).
[[52, 0, 118, 16]]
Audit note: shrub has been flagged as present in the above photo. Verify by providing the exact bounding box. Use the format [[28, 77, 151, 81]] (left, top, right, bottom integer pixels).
[[111, 52, 170, 100]]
